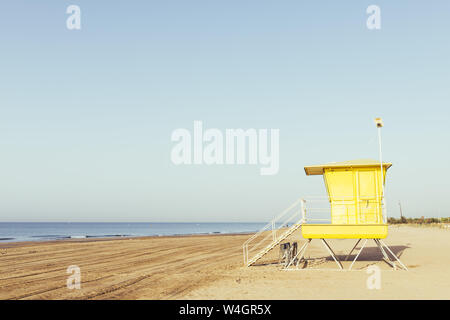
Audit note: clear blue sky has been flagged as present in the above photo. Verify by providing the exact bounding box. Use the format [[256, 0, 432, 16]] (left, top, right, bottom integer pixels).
[[0, 1, 449, 221]]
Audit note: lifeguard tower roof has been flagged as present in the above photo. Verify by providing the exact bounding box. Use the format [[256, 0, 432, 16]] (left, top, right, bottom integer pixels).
[[304, 159, 392, 176]]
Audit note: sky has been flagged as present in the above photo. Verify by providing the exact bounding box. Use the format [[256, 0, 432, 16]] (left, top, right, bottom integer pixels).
[[0, 1, 449, 222]]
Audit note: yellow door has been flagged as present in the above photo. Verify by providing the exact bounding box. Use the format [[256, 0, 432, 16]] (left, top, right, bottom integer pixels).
[[324, 169, 357, 224], [357, 169, 382, 223]]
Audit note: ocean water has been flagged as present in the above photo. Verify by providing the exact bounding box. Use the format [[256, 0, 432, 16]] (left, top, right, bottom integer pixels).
[[0, 222, 267, 243]]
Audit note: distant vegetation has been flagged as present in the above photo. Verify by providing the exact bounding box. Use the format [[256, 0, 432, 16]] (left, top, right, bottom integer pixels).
[[387, 216, 450, 224]]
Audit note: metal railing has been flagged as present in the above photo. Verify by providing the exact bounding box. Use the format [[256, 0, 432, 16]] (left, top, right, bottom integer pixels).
[[242, 198, 305, 266], [301, 196, 385, 224]]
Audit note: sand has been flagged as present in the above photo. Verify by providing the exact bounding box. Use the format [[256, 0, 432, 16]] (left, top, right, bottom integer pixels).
[[0, 225, 449, 300]]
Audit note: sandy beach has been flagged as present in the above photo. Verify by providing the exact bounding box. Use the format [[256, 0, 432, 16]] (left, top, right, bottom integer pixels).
[[0, 225, 449, 300]]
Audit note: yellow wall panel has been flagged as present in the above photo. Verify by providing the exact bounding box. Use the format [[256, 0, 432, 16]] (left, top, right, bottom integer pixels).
[[323, 166, 386, 225]]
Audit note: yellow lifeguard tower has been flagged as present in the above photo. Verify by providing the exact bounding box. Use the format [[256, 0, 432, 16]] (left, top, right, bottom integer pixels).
[[298, 159, 408, 270], [302, 159, 389, 239], [242, 118, 408, 270]]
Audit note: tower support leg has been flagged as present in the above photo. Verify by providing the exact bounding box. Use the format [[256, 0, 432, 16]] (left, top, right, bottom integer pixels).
[[321, 239, 343, 270], [378, 239, 408, 271], [348, 239, 368, 270], [374, 239, 396, 269], [345, 239, 361, 261], [284, 239, 311, 269]]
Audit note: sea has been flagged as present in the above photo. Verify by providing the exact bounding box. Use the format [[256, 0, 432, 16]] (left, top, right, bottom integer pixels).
[[0, 222, 267, 243]]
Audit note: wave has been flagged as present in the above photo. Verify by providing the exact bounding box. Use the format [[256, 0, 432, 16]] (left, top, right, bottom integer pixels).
[[31, 235, 69, 239], [86, 234, 130, 238], [28, 234, 131, 241]]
